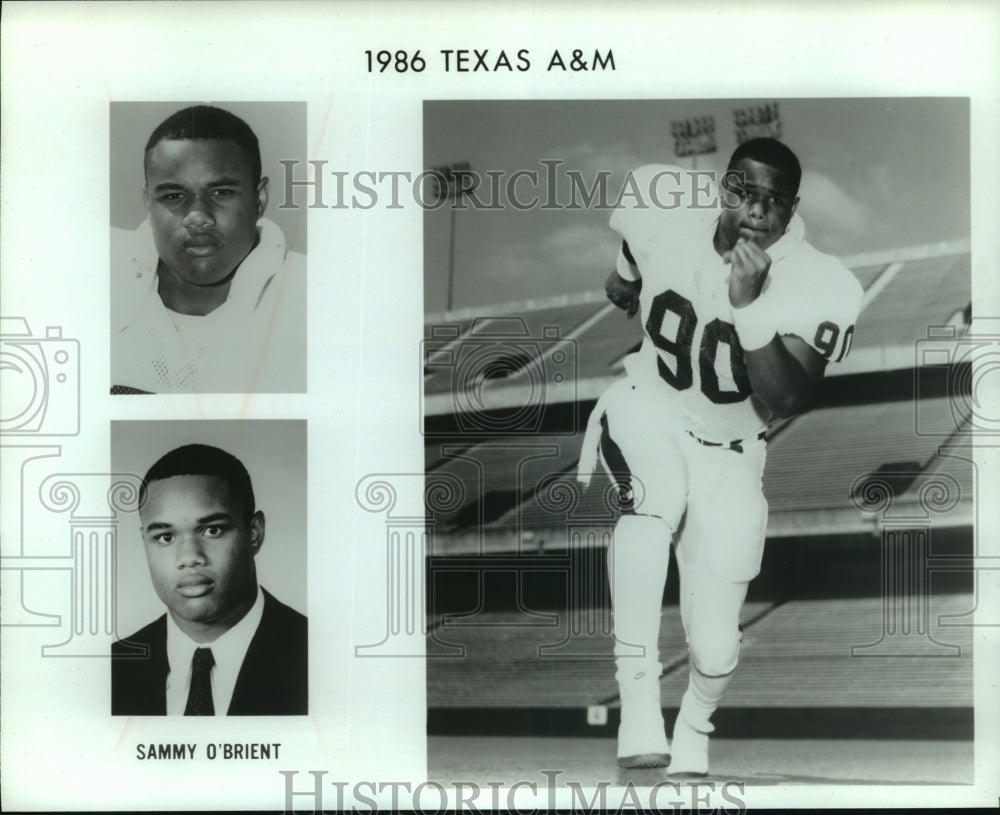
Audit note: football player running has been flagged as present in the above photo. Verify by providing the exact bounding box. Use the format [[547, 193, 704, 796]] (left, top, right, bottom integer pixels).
[[579, 138, 862, 774]]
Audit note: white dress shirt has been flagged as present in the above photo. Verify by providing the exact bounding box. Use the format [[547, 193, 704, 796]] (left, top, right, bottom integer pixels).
[[165, 586, 265, 715]]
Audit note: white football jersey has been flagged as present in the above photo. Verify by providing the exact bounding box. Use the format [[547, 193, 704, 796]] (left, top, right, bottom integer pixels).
[[610, 164, 863, 443]]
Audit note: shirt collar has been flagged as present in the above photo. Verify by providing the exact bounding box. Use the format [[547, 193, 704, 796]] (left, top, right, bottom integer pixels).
[[165, 585, 265, 711], [766, 212, 805, 261]]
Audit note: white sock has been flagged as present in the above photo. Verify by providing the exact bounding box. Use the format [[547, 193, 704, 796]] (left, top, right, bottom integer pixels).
[[679, 666, 733, 732]]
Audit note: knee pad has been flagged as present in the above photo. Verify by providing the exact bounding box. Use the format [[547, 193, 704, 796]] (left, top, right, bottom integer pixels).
[[687, 624, 741, 678]]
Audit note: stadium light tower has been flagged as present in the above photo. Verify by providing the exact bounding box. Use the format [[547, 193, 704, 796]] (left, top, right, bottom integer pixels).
[[429, 161, 477, 311], [671, 114, 717, 170], [732, 102, 783, 145]]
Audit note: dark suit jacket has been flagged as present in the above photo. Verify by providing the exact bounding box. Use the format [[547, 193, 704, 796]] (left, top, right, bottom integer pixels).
[[111, 588, 307, 715]]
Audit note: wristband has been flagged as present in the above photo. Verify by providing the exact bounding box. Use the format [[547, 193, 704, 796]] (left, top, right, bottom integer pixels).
[[616, 251, 640, 282], [731, 297, 777, 351]]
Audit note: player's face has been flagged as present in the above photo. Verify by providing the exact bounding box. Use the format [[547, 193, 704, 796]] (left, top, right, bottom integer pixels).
[[144, 139, 268, 287], [718, 158, 799, 251], [140, 474, 263, 642]]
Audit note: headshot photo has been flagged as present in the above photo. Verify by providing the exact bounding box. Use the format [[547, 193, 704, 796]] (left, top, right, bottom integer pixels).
[[110, 420, 307, 716], [109, 102, 307, 394]]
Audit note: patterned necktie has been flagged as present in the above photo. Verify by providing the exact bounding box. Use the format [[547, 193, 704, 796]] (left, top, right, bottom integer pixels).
[[184, 647, 215, 716]]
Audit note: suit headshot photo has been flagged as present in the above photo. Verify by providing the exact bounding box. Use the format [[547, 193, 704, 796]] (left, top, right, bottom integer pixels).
[[111, 421, 307, 716], [109, 101, 307, 394]]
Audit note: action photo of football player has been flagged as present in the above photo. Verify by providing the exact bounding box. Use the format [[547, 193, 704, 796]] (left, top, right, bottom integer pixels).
[[578, 138, 863, 773]]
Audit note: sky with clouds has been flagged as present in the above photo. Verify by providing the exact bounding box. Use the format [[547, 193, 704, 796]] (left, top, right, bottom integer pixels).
[[423, 98, 969, 313]]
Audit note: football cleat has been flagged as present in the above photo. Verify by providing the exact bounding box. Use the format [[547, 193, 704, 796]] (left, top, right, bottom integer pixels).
[[618, 749, 670, 770], [616, 665, 669, 769], [667, 711, 710, 777]]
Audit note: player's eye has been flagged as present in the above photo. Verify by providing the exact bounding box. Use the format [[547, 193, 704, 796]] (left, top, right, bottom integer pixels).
[[202, 525, 225, 538], [152, 532, 174, 544], [726, 184, 747, 201], [211, 188, 236, 198]]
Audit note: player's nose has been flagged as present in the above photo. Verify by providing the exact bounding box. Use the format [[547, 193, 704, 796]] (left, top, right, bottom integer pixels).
[[176, 534, 207, 567], [181, 196, 217, 228], [747, 197, 767, 220]]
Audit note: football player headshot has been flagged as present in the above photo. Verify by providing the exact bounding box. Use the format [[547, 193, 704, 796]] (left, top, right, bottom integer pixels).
[[579, 137, 863, 773], [110, 103, 306, 394], [111, 443, 308, 716]]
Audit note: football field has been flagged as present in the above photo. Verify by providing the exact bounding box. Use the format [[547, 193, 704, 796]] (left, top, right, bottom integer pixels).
[[429, 734, 973, 787], [427, 542, 977, 798]]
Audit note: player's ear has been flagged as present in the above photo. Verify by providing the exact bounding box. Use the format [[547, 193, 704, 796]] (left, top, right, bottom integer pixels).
[[143, 186, 150, 214], [248, 511, 265, 555], [790, 196, 799, 217], [256, 177, 269, 220]]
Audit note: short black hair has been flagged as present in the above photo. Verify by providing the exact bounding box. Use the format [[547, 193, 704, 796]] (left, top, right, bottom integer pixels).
[[140, 444, 255, 519], [143, 105, 262, 186], [728, 137, 801, 196]]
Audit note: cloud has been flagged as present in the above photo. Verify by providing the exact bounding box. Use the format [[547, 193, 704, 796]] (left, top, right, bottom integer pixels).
[[796, 170, 873, 252], [465, 220, 616, 307], [549, 142, 648, 192], [529, 220, 621, 300], [539, 222, 619, 278]]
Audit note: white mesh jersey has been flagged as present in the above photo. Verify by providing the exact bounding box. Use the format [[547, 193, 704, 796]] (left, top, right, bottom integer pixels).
[[611, 164, 864, 443]]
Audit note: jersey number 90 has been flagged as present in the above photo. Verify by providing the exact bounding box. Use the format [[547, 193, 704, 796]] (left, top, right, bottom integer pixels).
[[646, 289, 854, 405], [646, 289, 752, 404]]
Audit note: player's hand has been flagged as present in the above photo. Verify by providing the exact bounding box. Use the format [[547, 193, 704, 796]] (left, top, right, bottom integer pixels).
[[605, 270, 642, 318], [724, 237, 772, 308]]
